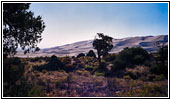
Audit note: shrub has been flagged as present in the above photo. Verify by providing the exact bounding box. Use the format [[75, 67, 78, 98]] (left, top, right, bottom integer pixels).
[[96, 72, 104, 76], [112, 47, 149, 72], [104, 54, 116, 62], [150, 63, 168, 78], [3, 57, 24, 83], [86, 50, 96, 58], [123, 75, 132, 80], [85, 65, 94, 71], [112, 59, 125, 71], [147, 74, 156, 81], [27, 83, 44, 97], [76, 70, 90, 76], [107, 78, 116, 91], [136, 83, 168, 97], [61, 56, 71, 64], [153, 74, 165, 81], [30, 57, 43, 62], [133, 55, 144, 64], [150, 64, 160, 74], [34, 55, 64, 71], [72, 56, 75, 59], [125, 72, 137, 80], [157, 45, 168, 65], [65, 64, 75, 72], [3, 58, 44, 97], [77, 53, 85, 58], [98, 62, 108, 72], [42, 70, 47, 74], [143, 60, 152, 67]]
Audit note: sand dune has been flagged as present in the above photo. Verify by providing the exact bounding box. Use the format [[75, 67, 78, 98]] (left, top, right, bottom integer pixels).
[[16, 35, 168, 57]]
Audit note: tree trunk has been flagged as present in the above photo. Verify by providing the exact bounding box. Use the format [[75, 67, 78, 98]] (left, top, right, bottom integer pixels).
[[97, 51, 101, 66]]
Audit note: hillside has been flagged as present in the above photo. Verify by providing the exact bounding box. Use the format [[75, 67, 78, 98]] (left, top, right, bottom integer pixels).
[[16, 35, 168, 57]]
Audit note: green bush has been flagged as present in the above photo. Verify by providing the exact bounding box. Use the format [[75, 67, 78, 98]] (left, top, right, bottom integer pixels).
[[104, 54, 116, 62], [153, 74, 165, 81], [85, 65, 94, 71], [77, 53, 85, 58], [96, 72, 104, 76], [112, 47, 149, 72], [136, 83, 168, 97], [61, 56, 71, 64], [3, 58, 44, 97], [149, 45, 168, 78], [42, 70, 47, 74], [150, 64, 168, 78], [86, 50, 96, 58], [34, 55, 64, 71], [112, 59, 126, 71], [98, 62, 108, 72], [125, 72, 137, 80], [147, 74, 156, 81], [65, 64, 75, 72], [3, 57, 24, 83], [150, 64, 160, 74]]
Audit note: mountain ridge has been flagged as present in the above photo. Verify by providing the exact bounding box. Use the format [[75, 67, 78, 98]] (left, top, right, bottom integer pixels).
[[16, 35, 168, 57]]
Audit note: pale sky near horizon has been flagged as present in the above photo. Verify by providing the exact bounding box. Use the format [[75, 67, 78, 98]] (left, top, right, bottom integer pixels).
[[29, 3, 168, 48]]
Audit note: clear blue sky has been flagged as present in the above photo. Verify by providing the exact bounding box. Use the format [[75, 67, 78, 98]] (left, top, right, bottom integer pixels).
[[29, 3, 168, 48]]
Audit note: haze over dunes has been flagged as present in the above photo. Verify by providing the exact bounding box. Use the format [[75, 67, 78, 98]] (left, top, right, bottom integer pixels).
[[16, 35, 168, 57]]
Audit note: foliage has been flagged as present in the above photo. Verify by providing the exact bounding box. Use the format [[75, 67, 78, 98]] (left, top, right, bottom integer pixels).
[[86, 50, 96, 58], [112, 47, 149, 71], [47, 55, 64, 70], [150, 44, 168, 78], [147, 74, 156, 81], [65, 64, 75, 72], [93, 33, 113, 66], [136, 83, 168, 97], [123, 75, 132, 80], [34, 55, 64, 71], [157, 45, 168, 64], [3, 57, 24, 83], [61, 56, 71, 64], [95, 72, 104, 76], [27, 84, 44, 97], [155, 42, 168, 65], [104, 54, 116, 62], [3, 3, 45, 58], [4, 78, 44, 97], [153, 74, 165, 81], [77, 53, 85, 58], [124, 72, 137, 80], [150, 63, 168, 78], [85, 65, 94, 71], [30, 56, 50, 62], [76, 70, 90, 76], [98, 62, 108, 72], [3, 58, 44, 97]]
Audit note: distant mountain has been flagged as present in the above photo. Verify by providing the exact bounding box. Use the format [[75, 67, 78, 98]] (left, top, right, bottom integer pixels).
[[16, 35, 168, 57]]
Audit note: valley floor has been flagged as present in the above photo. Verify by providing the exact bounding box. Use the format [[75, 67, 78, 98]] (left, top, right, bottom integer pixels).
[[24, 59, 168, 97]]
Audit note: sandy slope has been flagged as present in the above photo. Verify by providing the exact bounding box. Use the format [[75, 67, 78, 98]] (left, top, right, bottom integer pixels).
[[16, 35, 168, 57]]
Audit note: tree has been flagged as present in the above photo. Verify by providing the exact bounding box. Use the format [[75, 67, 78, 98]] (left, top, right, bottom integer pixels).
[[93, 33, 113, 66], [112, 47, 149, 71], [155, 41, 168, 65], [86, 50, 96, 58], [3, 3, 45, 58], [77, 53, 85, 58]]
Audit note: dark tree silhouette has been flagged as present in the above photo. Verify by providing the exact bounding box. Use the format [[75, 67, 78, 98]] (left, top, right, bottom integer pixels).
[[93, 33, 113, 66], [155, 41, 168, 65], [3, 3, 45, 58], [77, 53, 85, 58], [86, 50, 96, 58]]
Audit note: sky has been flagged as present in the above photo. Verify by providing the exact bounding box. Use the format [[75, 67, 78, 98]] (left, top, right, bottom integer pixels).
[[29, 3, 168, 48]]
